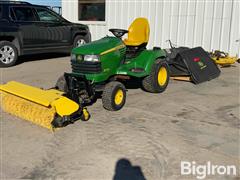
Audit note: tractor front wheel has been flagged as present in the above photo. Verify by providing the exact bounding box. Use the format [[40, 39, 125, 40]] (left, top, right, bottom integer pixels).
[[102, 81, 126, 111], [142, 60, 170, 93], [55, 75, 68, 92]]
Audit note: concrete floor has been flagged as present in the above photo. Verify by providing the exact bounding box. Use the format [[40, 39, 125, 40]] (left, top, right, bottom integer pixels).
[[0, 56, 239, 180]]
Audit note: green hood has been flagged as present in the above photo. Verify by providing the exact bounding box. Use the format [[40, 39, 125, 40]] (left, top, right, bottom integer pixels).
[[72, 36, 123, 55]]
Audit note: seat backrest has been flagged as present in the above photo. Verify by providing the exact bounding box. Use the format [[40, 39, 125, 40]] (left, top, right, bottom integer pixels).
[[125, 18, 150, 46]]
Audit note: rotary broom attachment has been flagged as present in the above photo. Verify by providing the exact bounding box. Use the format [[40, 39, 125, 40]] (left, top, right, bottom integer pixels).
[[0, 81, 90, 130]]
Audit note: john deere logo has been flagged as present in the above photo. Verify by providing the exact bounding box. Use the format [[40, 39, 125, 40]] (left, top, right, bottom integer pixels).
[[198, 61, 204, 67], [194, 57, 207, 70], [77, 55, 83, 62], [104, 68, 110, 72]]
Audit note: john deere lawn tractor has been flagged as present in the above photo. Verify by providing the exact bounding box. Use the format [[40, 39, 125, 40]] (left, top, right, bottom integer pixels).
[[55, 17, 170, 111], [0, 17, 169, 130]]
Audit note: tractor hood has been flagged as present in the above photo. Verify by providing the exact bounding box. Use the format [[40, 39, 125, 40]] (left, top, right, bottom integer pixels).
[[72, 36, 124, 55]]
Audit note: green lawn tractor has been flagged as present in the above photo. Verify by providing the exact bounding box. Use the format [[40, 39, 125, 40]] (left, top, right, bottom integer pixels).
[[56, 18, 170, 115]]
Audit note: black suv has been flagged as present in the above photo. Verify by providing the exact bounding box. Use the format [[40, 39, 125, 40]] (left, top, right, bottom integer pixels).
[[0, 1, 91, 67]]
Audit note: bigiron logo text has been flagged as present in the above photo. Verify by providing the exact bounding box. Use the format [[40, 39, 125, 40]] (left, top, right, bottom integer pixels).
[[181, 161, 237, 179]]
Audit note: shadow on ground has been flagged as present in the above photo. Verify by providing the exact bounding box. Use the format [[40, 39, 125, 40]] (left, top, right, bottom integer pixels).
[[17, 53, 69, 65], [122, 78, 143, 90], [113, 159, 146, 180]]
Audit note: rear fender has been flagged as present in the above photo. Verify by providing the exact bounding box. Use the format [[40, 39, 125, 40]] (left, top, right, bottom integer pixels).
[[143, 50, 166, 74]]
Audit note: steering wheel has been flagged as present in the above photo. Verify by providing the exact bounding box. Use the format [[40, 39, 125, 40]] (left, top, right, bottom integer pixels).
[[109, 29, 128, 38]]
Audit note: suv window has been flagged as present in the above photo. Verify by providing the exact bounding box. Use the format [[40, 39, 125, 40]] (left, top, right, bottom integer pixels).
[[12, 7, 36, 21], [35, 8, 61, 22], [0, 6, 2, 19], [10, 8, 15, 21]]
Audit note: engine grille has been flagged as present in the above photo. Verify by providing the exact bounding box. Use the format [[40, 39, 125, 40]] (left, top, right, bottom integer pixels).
[[119, 47, 126, 57], [71, 61, 102, 74]]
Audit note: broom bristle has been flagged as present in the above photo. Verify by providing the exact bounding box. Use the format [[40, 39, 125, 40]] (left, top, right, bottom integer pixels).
[[0, 92, 56, 130]]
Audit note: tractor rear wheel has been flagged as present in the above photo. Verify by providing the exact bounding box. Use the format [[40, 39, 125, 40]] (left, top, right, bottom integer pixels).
[[102, 81, 126, 111], [142, 60, 170, 93]]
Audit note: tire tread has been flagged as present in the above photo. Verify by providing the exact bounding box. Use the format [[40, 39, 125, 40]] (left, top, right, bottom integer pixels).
[[102, 81, 126, 111]]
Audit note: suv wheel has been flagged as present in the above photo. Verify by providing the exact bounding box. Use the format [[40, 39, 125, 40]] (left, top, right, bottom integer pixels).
[[0, 41, 18, 67], [73, 35, 87, 48]]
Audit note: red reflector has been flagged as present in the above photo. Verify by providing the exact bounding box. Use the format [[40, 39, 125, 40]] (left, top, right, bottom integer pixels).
[[194, 57, 200, 62]]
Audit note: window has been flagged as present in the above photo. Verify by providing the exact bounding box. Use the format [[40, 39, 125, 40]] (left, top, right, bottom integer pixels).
[[0, 6, 2, 19], [35, 8, 61, 22], [10, 9, 16, 21], [12, 7, 36, 21], [78, 0, 105, 21]]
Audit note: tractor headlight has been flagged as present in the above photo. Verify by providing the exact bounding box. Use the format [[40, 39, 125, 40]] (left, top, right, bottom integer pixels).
[[84, 55, 99, 62], [71, 54, 83, 62]]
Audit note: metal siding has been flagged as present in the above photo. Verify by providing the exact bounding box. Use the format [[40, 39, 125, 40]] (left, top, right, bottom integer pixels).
[[170, 0, 180, 45], [211, 0, 224, 50], [177, 1, 188, 45], [229, 0, 240, 56], [194, 0, 205, 47], [220, 0, 233, 52], [161, 1, 172, 48], [202, 0, 215, 50], [154, 1, 164, 47], [185, 0, 197, 47], [62, 0, 240, 56]]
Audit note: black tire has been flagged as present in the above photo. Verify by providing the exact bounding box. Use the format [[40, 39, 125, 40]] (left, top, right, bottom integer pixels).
[[102, 81, 126, 111], [73, 35, 88, 48], [142, 59, 170, 93], [51, 116, 65, 128], [55, 75, 68, 92], [0, 41, 18, 67]]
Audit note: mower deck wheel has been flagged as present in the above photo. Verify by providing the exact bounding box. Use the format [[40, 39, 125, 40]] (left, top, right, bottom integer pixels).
[[142, 60, 169, 93], [81, 108, 91, 121], [102, 81, 126, 111]]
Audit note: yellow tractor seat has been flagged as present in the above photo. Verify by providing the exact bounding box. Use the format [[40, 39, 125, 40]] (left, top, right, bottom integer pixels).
[[124, 18, 150, 46]]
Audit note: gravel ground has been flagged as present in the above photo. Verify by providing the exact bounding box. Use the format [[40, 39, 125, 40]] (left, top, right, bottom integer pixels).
[[0, 55, 239, 180]]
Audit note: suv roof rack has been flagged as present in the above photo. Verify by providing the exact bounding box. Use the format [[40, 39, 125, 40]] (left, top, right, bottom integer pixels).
[[0, 1, 31, 5]]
